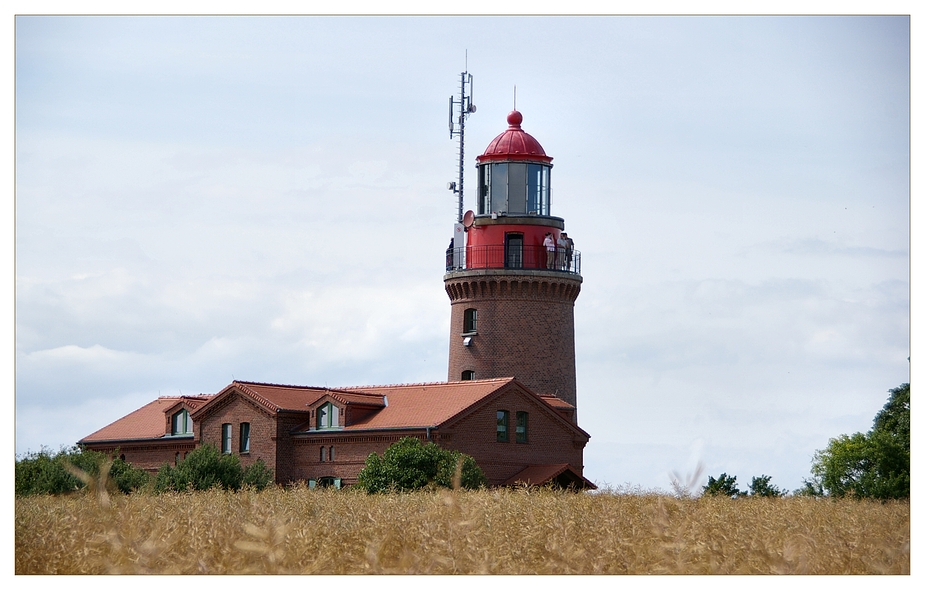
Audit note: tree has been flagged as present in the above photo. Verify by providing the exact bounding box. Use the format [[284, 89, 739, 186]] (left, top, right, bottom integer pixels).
[[747, 474, 784, 497], [702, 473, 743, 498], [807, 383, 910, 499], [356, 437, 486, 493]]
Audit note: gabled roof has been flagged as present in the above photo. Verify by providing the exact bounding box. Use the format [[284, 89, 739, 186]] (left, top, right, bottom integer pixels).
[[80, 395, 212, 443], [503, 464, 597, 490], [334, 378, 518, 430]]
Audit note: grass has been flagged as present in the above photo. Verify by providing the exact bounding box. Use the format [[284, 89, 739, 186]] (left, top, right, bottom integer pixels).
[[15, 485, 909, 574]]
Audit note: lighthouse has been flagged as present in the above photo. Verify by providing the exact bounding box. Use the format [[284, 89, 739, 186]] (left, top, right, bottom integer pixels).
[[445, 110, 582, 416]]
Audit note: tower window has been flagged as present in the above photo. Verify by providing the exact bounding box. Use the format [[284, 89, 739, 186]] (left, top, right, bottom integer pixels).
[[463, 308, 477, 334], [221, 423, 232, 454], [317, 402, 340, 429], [239, 422, 250, 453], [171, 409, 192, 435], [516, 412, 529, 443], [497, 410, 509, 442], [461, 370, 475, 381]]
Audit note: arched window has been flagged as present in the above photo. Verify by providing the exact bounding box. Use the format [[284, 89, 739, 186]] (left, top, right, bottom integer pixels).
[[221, 423, 232, 454], [461, 370, 475, 381], [171, 409, 192, 435], [329, 446, 335, 462], [463, 308, 478, 334], [497, 410, 509, 442], [516, 411, 529, 443], [317, 402, 340, 429], [239, 423, 250, 453], [320, 446, 327, 462]]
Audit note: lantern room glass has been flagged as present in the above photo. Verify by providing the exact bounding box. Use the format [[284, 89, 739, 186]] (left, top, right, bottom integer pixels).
[[478, 162, 549, 216]]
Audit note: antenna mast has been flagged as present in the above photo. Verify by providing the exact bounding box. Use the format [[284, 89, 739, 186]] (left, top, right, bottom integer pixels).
[[448, 67, 475, 222]]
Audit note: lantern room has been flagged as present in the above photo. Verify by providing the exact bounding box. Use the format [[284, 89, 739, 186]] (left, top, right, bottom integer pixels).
[[475, 110, 553, 216]]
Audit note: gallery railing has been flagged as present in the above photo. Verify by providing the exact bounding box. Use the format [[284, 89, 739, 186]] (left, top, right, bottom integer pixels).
[[446, 245, 581, 275]]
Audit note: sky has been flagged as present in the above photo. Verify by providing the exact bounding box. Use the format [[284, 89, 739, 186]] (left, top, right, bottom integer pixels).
[[13, 14, 912, 495]]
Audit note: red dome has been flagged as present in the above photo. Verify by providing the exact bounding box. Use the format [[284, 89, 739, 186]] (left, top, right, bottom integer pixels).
[[476, 111, 553, 164]]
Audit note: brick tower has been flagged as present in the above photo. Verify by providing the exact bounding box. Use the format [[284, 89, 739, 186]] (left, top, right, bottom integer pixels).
[[445, 110, 582, 415]]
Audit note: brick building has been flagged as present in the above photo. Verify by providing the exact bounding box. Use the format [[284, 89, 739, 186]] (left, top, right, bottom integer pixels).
[[81, 108, 594, 489]]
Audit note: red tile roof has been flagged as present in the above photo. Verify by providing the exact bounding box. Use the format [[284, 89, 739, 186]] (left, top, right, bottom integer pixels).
[[339, 378, 516, 430], [80, 395, 212, 443], [539, 395, 575, 409], [230, 381, 329, 413]]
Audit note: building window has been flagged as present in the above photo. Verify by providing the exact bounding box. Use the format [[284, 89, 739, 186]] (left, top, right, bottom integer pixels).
[[320, 446, 327, 462], [222, 423, 232, 454], [172, 409, 192, 435], [317, 402, 340, 429], [329, 446, 335, 462], [516, 411, 528, 443], [175, 452, 181, 465], [463, 308, 477, 334], [497, 410, 509, 442], [461, 370, 475, 381], [239, 422, 250, 453]]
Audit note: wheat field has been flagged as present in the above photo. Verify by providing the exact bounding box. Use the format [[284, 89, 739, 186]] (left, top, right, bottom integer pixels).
[[15, 485, 909, 575]]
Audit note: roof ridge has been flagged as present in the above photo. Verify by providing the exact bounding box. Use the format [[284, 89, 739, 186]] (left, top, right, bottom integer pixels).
[[341, 377, 514, 390], [233, 380, 328, 391]]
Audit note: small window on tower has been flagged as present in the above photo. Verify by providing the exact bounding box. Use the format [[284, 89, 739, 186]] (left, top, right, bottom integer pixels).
[[463, 308, 477, 334], [461, 370, 475, 381]]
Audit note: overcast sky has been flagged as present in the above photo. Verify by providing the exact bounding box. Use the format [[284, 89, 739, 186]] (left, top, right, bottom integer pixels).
[[14, 14, 911, 494]]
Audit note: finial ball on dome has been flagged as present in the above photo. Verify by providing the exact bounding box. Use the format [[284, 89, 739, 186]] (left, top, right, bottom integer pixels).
[[507, 110, 523, 127]]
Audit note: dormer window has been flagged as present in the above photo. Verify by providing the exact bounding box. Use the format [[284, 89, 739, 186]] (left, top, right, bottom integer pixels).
[[171, 409, 192, 435], [317, 402, 340, 429]]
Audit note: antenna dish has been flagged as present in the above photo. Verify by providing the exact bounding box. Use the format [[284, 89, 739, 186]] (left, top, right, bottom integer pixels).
[[462, 210, 475, 227]]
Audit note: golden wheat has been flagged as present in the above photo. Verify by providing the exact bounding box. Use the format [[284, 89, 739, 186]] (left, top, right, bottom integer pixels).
[[15, 486, 909, 574]]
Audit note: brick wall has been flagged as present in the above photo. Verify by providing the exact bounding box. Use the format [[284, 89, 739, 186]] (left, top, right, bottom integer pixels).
[[438, 385, 587, 485], [83, 439, 197, 474], [289, 430, 429, 486], [197, 393, 282, 477], [446, 271, 582, 410]]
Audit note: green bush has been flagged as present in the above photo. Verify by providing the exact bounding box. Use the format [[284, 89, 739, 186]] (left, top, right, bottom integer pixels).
[[242, 458, 275, 490], [15, 446, 150, 496], [155, 444, 249, 492], [356, 437, 486, 493], [153, 445, 275, 492]]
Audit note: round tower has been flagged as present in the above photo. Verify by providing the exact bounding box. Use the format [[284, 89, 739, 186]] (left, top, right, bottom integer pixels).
[[445, 110, 582, 413]]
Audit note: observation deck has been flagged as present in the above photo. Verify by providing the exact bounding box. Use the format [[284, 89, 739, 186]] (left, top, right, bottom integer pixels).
[[445, 244, 581, 276]]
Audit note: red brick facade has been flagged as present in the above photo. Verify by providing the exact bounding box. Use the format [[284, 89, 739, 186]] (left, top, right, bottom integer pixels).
[[81, 379, 593, 489], [446, 269, 582, 410]]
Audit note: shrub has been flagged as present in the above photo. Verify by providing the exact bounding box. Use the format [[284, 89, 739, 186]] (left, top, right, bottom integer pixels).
[[155, 444, 245, 492], [242, 458, 275, 490], [15, 446, 150, 496], [356, 437, 486, 493], [153, 445, 275, 492]]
